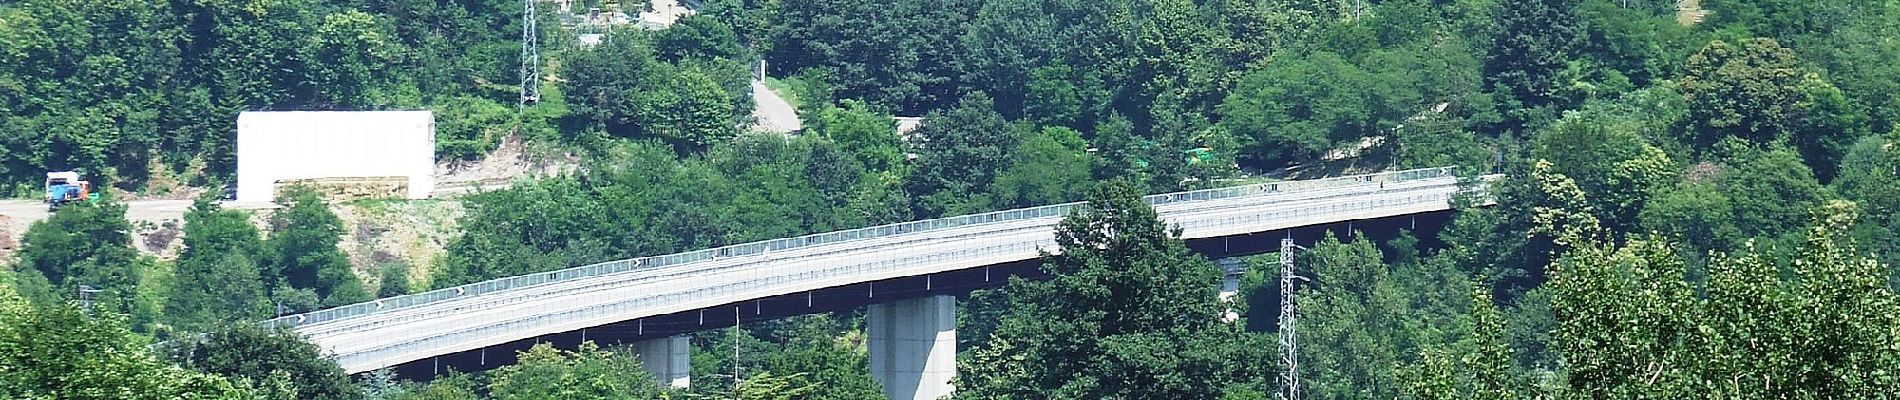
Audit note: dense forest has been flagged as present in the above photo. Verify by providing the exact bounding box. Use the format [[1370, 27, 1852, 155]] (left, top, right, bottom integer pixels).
[[5, 0, 1900, 398]]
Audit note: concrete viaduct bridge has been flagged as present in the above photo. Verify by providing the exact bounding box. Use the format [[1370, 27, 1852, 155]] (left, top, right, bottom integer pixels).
[[269, 167, 1494, 400]]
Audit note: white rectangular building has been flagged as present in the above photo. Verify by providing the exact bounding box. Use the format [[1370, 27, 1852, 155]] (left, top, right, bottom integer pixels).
[[236, 111, 436, 203]]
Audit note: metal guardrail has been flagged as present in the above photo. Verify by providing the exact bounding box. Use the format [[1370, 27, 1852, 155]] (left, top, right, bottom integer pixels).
[[269, 167, 1456, 328], [325, 183, 1474, 371]]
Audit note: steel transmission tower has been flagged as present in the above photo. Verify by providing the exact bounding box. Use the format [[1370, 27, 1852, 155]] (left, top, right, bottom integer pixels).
[[1279, 237, 1305, 400], [519, 0, 541, 106]]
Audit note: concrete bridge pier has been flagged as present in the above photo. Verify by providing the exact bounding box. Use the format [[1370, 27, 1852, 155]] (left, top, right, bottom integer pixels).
[[868, 295, 957, 400], [634, 335, 692, 389]]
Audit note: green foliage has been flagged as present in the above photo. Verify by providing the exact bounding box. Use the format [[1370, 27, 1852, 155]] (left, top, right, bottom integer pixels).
[[0, 285, 252, 399], [1639, 179, 1743, 256], [0, 0, 512, 188], [265, 187, 367, 308], [1483, 0, 1583, 130], [12, 199, 151, 326], [955, 181, 1274, 398], [990, 126, 1094, 208], [433, 96, 517, 160], [655, 15, 747, 63], [765, 0, 976, 114], [487, 342, 666, 399], [1299, 232, 1476, 400], [562, 35, 750, 153], [377, 261, 413, 298], [439, 136, 905, 287], [1532, 107, 1677, 233], [163, 197, 268, 332], [1679, 37, 1864, 177], [161, 324, 361, 400], [806, 100, 903, 172], [904, 94, 1017, 218], [1835, 133, 1900, 220], [1548, 203, 1900, 397], [1397, 289, 1537, 400], [1716, 147, 1828, 239], [1219, 52, 1379, 166]]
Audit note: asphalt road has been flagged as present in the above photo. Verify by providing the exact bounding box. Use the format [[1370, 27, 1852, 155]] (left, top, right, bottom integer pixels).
[[751, 80, 803, 133], [300, 176, 1469, 373]]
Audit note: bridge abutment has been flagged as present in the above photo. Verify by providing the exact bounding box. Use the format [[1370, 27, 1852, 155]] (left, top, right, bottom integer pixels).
[[867, 295, 956, 400], [634, 335, 691, 389]]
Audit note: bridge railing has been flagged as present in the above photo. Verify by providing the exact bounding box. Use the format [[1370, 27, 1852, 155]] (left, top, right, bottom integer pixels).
[[268, 167, 1455, 328], [328, 186, 1473, 371]]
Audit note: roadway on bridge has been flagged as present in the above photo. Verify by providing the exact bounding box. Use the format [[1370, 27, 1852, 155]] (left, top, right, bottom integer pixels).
[[290, 171, 1475, 373]]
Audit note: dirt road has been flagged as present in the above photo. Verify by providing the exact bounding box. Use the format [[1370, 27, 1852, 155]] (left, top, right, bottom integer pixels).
[[0, 199, 281, 255]]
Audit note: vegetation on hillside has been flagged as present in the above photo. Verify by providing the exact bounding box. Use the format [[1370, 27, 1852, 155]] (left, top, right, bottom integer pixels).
[[4, 0, 1900, 397]]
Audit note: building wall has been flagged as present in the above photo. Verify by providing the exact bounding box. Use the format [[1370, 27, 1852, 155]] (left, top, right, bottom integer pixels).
[[236, 111, 435, 203]]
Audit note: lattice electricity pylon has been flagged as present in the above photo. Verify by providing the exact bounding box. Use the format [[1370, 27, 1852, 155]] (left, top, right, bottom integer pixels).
[[1279, 237, 1308, 400], [519, 0, 541, 106]]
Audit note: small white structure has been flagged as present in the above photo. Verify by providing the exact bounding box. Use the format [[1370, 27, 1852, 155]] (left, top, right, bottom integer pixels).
[[236, 111, 435, 203]]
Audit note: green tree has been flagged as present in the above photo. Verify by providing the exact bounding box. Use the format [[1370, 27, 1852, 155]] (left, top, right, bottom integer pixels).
[[1398, 289, 1535, 400], [904, 93, 1016, 218], [1835, 133, 1900, 221], [1218, 51, 1376, 167], [1532, 107, 1676, 233], [1639, 179, 1743, 256], [1549, 202, 1900, 397], [654, 15, 746, 63], [487, 342, 667, 399], [163, 196, 268, 331], [955, 181, 1274, 398], [265, 188, 367, 308], [1298, 232, 1481, 400], [161, 324, 362, 400], [634, 64, 741, 153], [377, 262, 412, 298], [990, 126, 1094, 209], [806, 100, 903, 173], [1679, 37, 1861, 171], [0, 285, 252, 399], [12, 199, 149, 323], [1483, 0, 1583, 131], [1716, 147, 1827, 239]]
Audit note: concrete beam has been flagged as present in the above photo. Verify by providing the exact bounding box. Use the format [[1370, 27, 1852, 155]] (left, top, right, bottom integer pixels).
[[634, 335, 691, 389], [868, 295, 956, 400]]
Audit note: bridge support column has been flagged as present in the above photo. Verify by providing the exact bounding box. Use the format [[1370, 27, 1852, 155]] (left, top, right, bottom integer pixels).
[[634, 335, 691, 389], [868, 295, 956, 400]]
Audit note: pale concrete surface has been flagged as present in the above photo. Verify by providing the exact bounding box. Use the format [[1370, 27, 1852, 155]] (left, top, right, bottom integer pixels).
[[868, 295, 956, 400], [294, 173, 1486, 373], [634, 335, 691, 389], [751, 80, 803, 133]]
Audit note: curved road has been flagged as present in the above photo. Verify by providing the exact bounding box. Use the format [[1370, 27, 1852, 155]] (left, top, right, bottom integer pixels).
[[286, 170, 1487, 373]]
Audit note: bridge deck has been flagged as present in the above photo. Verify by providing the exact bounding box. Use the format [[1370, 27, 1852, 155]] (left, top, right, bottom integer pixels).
[[280, 168, 1489, 373]]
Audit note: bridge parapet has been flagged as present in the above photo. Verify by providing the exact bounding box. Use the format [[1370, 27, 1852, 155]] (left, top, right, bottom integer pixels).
[[268, 167, 1461, 329], [289, 168, 1494, 374]]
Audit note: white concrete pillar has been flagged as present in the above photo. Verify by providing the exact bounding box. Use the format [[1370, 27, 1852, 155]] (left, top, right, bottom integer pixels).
[[868, 295, 956, 400], [634, 335, 691, 389]]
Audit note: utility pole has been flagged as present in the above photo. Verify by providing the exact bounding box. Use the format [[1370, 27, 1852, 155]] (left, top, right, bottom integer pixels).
[[519, 0, 541, 107], [1279, 237, 1306, 400]]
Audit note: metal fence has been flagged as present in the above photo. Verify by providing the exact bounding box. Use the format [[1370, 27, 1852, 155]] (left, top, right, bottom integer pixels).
[[270, 167, 1456, 329], [325, 179, 1473, 372]]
